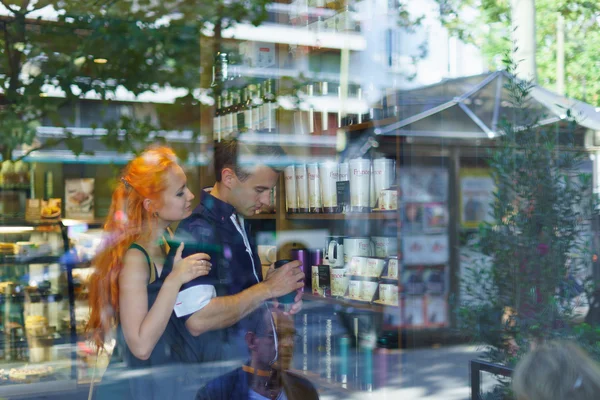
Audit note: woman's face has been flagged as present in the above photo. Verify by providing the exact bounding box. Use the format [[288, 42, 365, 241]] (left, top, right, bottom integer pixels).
[[157, 165, 195, 222]]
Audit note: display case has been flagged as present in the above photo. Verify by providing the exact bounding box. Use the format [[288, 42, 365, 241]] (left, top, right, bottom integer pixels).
[[0, 219, 77, 397]]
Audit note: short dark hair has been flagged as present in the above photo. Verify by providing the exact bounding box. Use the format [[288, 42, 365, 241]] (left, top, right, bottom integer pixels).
[[243, 306, 272, 337], [214, 139, 287, 182]]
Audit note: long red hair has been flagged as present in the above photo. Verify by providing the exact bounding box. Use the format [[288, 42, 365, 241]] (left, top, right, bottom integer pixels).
[[86, 146, 179, 349]]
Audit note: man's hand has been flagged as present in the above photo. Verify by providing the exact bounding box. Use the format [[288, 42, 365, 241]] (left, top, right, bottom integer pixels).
[[283, 289, 303, 316], [263, 260, 305, 298]]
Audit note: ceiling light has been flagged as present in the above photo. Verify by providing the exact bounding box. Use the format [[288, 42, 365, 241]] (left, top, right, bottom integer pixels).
[[0, 227, 35, 233]]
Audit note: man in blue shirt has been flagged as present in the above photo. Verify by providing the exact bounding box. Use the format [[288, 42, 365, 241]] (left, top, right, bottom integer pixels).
[[170, 139, 304, 364], [195, 307, 319, 400]]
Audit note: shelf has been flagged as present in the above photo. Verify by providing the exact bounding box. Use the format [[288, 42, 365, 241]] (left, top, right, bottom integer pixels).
[[287, 212, 396, 220], [0, 185, 31, 191], [0, 255, 62, 266], [303, 293, 389, 312], [342, 116, 398, 133], [247, 213, 277, 220], [0, 219, 63, 227]]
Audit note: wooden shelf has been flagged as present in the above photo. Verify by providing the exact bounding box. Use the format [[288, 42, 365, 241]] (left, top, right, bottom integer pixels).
[[286, 212, 396, 220], [303, 293, 390, 312], [342, 116, 398, 133], [247, 213, 276, 220]]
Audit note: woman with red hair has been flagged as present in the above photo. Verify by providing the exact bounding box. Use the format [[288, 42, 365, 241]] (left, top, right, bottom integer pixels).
[[87, 146, 211, 399]]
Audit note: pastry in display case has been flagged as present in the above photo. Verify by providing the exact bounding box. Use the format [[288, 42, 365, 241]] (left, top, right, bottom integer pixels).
[[0, 219, 85, 395]]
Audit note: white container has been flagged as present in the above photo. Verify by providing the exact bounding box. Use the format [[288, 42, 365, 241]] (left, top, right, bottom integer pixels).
[[295, 164, 309, 212], [380, 282, 398, 305], [372, 236, 397, 258], [349, 256, 369, 276], [330, 267, 349, 297], [379, 189, 398, 210], [366, 257, 386, 278], [307, 163, 322, 212], [348, 279, 361, 299], [349, 158, 371, 212], [372, 158, 395, 208], [386, 257, 399, 279], [284, 165, 298, 213], [344, 237, 373, 264], [360, 279, 378, 301], [319, 162, 339, 212]]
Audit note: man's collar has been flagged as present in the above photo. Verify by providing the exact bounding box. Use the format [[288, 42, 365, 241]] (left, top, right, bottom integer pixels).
[[196, 189, 236, 220]]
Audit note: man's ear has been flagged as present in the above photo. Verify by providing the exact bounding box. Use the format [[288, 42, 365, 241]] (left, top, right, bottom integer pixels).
[[245, 331, 258, 351], [143, 198, 153, 212], [221, 167, 236, 190]]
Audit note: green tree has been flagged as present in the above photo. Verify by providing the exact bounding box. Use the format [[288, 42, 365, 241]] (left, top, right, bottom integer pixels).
[[0, 0, 280, 162], [435, 0, 600, 104], [458, 56, 597, 398]]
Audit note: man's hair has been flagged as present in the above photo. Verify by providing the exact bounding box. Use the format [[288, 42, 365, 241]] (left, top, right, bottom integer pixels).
[[512, 340, 600, 400], [214, 139, 286, 182], [243, 306, 272, 337]]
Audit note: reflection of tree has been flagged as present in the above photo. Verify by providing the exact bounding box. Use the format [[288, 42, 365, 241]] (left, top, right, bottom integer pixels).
[[0, 0, 276, 161], [457, 56, 597, 397], [434, 0, 600, 105]]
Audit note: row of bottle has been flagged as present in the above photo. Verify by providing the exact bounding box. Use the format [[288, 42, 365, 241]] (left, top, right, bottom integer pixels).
[[213, 80, 277, 139]]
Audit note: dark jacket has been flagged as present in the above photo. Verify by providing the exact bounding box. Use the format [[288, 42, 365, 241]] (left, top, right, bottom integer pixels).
[[195, 367, 320, 400], [167, 190, 265, 363]]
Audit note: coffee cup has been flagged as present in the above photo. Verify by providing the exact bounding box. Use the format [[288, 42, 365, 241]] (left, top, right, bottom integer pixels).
[[349, 256, 368, 276], [343, 237, 373, 263], [360, 278, 379, 302], [366, 257, 386, 278], [348, 279, 361, 299], [372, 236, 397, 258], [379, 189, 397, 210], [295, 164, 309, 213], [274, 260, 297, 304], [349, 158, 371, 212], [319, 162, 339, 213], [386, 257, 399, 279], [379, 279, 398, 305], [326, 236, 345, 267], [284, 165, 298, 213], [307, 163, 322, 213], [372, 158, 395, 208], [330, 267, 349, 297]]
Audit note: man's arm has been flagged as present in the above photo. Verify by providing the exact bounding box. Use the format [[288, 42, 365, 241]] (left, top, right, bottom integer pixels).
[[185, 262, 304, 336], [185, 281, 271, 336]]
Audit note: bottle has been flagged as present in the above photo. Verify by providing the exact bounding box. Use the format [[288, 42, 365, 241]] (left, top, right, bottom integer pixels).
[[236, 90, 245, 132], [243, 88, 253, 131], [266, 79, 276, 132], [259, 82, 269, 131], [227, 91, 235, 137], [254, 83, 263, 131], [213, 95, 222, 140]]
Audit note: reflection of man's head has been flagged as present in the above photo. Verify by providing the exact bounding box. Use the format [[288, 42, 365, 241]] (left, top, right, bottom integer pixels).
[[245, 307, 277, 370], [244, 307, 297, 371]]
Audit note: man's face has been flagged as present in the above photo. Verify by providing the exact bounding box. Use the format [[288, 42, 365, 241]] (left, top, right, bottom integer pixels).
[[230, 165, 279, 217]]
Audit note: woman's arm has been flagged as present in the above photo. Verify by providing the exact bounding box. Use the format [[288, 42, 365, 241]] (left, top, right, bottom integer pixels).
[[118, 248, 181, 360]]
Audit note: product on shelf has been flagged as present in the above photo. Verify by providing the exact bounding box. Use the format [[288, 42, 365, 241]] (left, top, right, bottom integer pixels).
[[0, 242, 16, 255], [16, 242, 52, 258], [25, 315, 49, 336], [9, 365, 54, 383], [41, 204, 61, 219], [379, 279, 399, 305], [330, 267, 349, 297], [384, 257, 399, 279], [311, 265, 330, 297]]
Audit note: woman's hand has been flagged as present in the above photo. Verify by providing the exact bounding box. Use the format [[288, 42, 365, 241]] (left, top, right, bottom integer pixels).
[[171, 243, 211, 286]]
